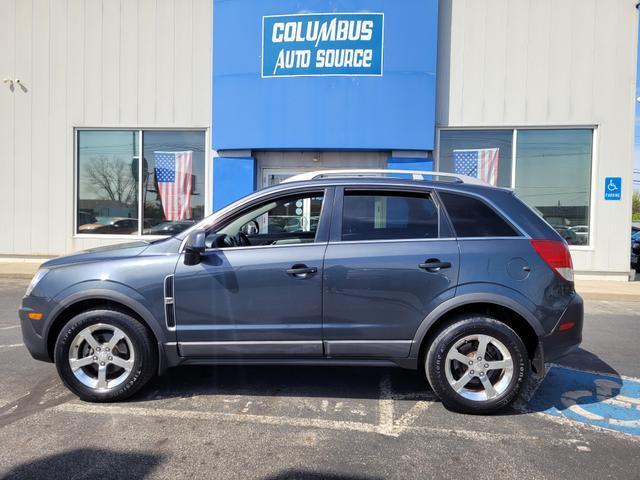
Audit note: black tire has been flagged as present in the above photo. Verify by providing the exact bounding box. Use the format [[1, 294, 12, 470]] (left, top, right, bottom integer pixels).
[[54, 309, 157, 402], [425, 315, 529, 414]]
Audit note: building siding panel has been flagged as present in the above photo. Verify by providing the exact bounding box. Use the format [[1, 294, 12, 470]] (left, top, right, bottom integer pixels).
[[437, 0, 638, 276], [0, 0, 212, 256], [30, 0, 51, 255], [13, 0, 34, 254], [0, 0, 16, 255]]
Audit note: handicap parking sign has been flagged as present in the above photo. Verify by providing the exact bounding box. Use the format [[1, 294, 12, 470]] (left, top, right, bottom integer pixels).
[[604, 177, 622, 200]]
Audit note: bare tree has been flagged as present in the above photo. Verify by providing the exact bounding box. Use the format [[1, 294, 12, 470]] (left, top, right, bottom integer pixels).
[[84, 156, 137, 206]]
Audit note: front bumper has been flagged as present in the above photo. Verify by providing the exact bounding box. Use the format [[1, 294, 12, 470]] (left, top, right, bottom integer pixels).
[[533, 293, 583, 373], [18, 296, 56, 362]]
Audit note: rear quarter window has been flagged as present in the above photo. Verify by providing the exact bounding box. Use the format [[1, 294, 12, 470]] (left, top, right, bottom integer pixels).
[[438, 191, 519, 238]]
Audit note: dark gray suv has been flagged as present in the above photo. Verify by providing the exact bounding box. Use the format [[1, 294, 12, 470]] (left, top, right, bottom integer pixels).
[[19, 170, 583, 414]]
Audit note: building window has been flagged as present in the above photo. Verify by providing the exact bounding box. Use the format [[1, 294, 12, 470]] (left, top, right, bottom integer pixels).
[[514, 129, 592, 246], [77, 129, 206, 236], [439, 130, 513, 188], [437, 128, 593, 246]]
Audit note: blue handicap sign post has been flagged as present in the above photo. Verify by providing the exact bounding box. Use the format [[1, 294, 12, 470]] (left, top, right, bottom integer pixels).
[[604, 177, 622, 200]]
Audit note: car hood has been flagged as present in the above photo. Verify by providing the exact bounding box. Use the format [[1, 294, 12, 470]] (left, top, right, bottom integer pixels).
[[41, 241, 150, 269]]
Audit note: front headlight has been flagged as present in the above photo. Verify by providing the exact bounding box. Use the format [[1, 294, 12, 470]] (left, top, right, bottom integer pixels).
[[25, 269, 49, 297]]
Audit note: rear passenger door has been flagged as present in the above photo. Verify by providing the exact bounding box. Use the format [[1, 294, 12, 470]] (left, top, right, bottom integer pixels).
[[322, 187, 459, 358]]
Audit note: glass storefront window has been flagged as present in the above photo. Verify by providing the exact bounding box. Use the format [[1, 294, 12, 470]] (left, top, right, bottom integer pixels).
[[439, 130, 513, 188], [515, 129, 592, 246], [438, 128, 594, 246], [77, 131, 139, 235], [142, 131, 206, 235], [77, 129, 206, 236]]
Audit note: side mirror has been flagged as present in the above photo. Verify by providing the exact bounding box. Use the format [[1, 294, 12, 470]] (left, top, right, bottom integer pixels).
[[183, 229, 206, 266]]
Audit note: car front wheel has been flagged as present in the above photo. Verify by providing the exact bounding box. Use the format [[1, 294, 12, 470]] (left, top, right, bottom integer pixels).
[[425, 316, 529, 414], [54, 309, 157, 402]]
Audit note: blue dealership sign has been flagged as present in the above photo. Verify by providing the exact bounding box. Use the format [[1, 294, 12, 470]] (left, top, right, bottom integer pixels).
[[213, 0, 439, 151], [262, 13, 384, 77], [604, 177, 622, 200]]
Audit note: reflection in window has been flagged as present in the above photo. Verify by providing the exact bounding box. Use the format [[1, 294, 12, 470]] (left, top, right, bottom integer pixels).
[[515, 129, 592, 245], [439, 130, 513, 187], [142, 131, 206, 235], [342, 192, 439, 241], [77, 131, 139, 234], [76, 129, 206, 236]]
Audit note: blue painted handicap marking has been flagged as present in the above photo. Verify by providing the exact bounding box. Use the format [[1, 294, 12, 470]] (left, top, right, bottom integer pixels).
[[528, 366, 640, 437]]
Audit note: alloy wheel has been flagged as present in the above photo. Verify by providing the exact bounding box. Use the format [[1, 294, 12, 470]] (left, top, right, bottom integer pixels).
[[67, 323, 135, 391], [443, 333, 514, 401]]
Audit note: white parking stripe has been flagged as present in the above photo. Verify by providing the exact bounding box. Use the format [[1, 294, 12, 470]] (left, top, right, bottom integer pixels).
[[0, 325, 20, 330], [0, 343, 23, 350], [53, 402, 586, 445], [377, 373, 395, 434]]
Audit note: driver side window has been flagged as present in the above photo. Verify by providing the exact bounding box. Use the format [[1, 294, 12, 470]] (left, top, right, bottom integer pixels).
[[208, 192, 325, 248]]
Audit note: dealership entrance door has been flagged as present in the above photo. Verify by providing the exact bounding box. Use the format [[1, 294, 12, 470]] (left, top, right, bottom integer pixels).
[[255, 151, 389, 188]]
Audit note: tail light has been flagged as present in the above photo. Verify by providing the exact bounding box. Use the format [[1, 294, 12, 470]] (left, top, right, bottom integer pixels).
[[530, 239, 574, 282]]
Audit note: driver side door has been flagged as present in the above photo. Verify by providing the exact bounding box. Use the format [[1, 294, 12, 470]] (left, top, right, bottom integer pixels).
[[173, 188, 333, 358]]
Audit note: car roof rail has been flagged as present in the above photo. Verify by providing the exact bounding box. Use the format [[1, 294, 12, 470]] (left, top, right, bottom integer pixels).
[[281, 169, 489, 186]]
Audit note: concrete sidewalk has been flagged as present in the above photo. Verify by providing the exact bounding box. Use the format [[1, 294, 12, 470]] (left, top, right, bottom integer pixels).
[[0, 259, 46, 279], [1, 258, 639, 301], [574, 278, 640, 301]]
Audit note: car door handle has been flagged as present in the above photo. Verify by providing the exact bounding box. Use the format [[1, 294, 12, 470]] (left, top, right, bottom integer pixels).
[[286, 265, 318, 277], [419, 259, 452, 271]]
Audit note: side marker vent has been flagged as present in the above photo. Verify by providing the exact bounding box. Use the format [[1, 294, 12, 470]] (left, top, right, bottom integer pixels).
[[164, 275, 176, 329]]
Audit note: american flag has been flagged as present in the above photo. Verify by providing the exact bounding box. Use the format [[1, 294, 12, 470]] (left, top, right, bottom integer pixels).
[[453, 148, 500, 186], [154, 151, 193, 220]]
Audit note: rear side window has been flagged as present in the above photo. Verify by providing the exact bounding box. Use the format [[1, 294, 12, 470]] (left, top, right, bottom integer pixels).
[[341, 191, 439, 241], [438, 192, 519, 237]]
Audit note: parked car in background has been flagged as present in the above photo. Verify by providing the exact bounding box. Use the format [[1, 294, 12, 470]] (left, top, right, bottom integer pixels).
[[77, 212, 97, 227], [631, 231, 640, 270], [20, 169, 583, 415], [78, 217, 138, 235], [553, 226, 580, 245], [568, 225, 589, 245], [144, 220, 196, 236]]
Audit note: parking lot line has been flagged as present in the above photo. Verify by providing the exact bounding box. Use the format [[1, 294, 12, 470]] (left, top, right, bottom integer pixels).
[[0, 344, 24, 350], [52, 402, 584, 445]]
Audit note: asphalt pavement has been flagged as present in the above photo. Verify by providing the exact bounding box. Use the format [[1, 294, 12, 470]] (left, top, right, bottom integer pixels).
[[0, 278, 639, 479]]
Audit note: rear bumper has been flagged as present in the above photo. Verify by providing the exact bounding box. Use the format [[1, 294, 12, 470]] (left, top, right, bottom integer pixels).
[[536, 293, 583, 370]]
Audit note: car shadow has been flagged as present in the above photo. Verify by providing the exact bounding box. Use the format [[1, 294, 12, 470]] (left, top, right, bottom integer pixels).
[[131, 348, 624, 419], [262, 470, 383, 480], [0, 448, 163, 480], [522, 348, 627, 415], [137, 364, 432, 402]]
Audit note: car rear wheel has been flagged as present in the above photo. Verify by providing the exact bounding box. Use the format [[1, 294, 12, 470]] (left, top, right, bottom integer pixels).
[[54, 309, 157, 402], [425, 316, 529, 414]]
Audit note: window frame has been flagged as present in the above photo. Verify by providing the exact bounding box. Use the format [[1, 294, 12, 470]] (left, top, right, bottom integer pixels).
[[435, 126, 597, 250], [73, 126, 210, 239], [197, 187, 334, 252], [434, 188, 525, 239], [329, 185, 453, 244]]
